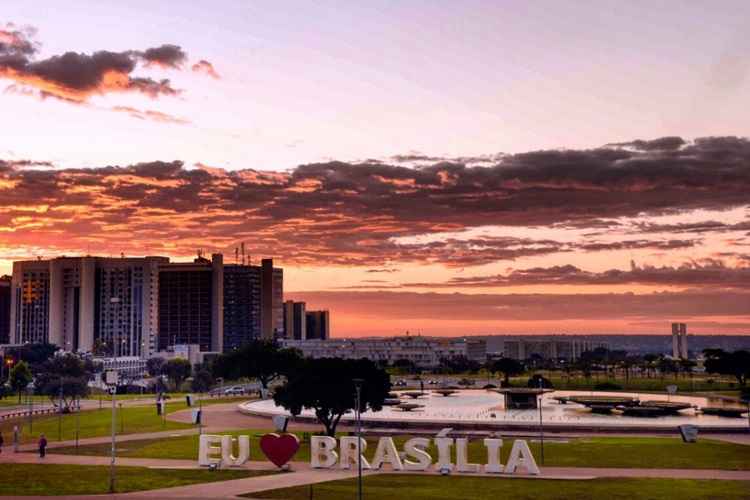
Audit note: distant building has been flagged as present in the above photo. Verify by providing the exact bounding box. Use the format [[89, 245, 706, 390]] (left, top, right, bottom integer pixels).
[[223, 264, 262, 351], [502, 338, 607, 361], [9, 256, 165, 357], [305, 310, 330, 340], [283, 300, 307, 340], [0, 275, 10, 344], [671, 322, 688, 359], [279, 336, 487, 368], [158, 254, 224, 353], [260, 259, 284, 340]]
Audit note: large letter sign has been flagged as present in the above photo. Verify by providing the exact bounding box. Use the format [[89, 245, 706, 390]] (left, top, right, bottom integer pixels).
[[199, 433, 540, 476]]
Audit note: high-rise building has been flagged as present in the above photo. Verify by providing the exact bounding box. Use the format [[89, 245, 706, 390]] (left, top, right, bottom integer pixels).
[[9, 256, 165, 357], [222, 264, 261, 351], [305, 310, 330, 340], [158, 254, 224, 353], [502, 338, 607, 361], [0, 275, 11, 344], [672, 322, 688, 359], [283, 300, 306, 340], [260, 258, 284, 340]]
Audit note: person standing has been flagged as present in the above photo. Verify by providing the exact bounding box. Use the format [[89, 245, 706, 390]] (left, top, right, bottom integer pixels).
[[0, 430, 4, 454], [13, 425, 19, 453], [38, 433, 47, 458]]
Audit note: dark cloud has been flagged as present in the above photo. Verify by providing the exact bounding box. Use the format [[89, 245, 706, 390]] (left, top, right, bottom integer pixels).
[[138, 44, 186, 69], [634, 220, 750, 234], [191, 59, 220, 79], [605, 136, 686, 151], [287, 289, 750, 322], [404, 261, 750, 289], [0, 26, 213, 103], [1, 136, 749, 266]]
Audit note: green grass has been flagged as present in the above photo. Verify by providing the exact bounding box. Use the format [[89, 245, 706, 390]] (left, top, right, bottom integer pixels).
[[0, 400, 193, 444], [52, 434, 750, 471], [0, 463, 267, 496], [250, 475, 750, 500]]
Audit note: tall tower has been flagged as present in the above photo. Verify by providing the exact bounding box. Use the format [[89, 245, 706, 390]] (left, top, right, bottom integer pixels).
[[671, 323, 680, 358], [679, 323, 688, 359]]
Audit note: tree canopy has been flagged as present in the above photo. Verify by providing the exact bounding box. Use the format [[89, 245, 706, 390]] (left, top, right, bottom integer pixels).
[[161, 358, 192, 390], [273, 357, 391, 436], [9, 360, 33, 402], [35, 353, 94, 411], [703, 349, 750, 386], [212, 340, 302, 389], [488, 358, 524, 386]]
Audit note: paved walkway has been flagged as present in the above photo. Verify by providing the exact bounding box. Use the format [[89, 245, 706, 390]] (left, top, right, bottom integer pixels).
[[3, 450, 750, 499]]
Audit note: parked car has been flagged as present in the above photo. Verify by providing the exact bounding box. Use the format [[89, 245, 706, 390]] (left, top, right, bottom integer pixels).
[[393, 379, 407, 387], [224, 386, 246, 395], [427, 379, 440, 385]]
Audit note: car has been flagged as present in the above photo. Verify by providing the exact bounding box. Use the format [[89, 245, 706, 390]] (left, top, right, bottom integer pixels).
[[393, 379, 407, 387], [224, 386, 245, 395], [427, 379, 439, 385]]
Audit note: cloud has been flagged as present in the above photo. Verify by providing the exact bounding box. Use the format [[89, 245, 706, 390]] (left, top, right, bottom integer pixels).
[[403, 261, 750, 289], [287, 289, 750, 323], [0, 25, 215, 103], [0, 136, 749, 266], [138, 44, 186, 69], [191, 59, 220, 79], [111, 105, 190, 125]]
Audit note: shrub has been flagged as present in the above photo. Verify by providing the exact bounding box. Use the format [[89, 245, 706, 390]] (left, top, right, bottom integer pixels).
[[594, 382, 623, 391]]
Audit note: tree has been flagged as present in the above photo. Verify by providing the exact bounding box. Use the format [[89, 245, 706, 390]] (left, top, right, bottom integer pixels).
[[6, 343, 58, 375], [274, 357, 391, 436], [191, 368, 214, 393], [528, 373, 553, 389], [489, 358, 524, 387], [146, 357, 166, 377], [392, 359, 420, 375], [704, 349, 750, 387], [212, 340, 302, 390], [161, 358, 192, 390], [35, 353, 94, 411], [9, 361, 32, 402]]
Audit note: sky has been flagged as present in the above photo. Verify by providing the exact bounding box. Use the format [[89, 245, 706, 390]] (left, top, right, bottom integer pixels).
[[1, 1, 749, 336]]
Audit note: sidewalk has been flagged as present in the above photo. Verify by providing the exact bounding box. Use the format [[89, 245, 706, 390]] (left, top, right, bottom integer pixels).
[[14, 428, 199, 453], [3, 450, 750, 499]]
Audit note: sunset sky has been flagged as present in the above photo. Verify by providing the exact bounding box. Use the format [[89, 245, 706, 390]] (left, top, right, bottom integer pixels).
[[1, 1, 749, 336]]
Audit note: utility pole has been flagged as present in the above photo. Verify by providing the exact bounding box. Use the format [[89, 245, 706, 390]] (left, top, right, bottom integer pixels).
[[58, 376, 63, 441]]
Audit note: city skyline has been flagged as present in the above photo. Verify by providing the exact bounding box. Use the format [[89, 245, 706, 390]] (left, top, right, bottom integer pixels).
[[2, 2, 749, 336]]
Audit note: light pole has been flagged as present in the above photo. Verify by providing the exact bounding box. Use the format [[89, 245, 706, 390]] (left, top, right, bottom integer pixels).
[[105, 370, 119, 494], [58, 376, 64, 441], [538, 378, 545, 465], [353, 378, 364, 500]]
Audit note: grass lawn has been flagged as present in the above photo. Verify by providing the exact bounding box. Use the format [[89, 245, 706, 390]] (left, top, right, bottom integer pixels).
[[0, 400, 193, 444], [0, 463, 268, 496], [249, 475, 750, 500], [52, 434, 750, 471]]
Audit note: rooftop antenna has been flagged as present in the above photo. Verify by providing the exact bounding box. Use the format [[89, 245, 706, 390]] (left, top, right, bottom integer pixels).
[[197, 248, 204, 259], [235, 246, 239, 265], [241, 242, 246, 266]]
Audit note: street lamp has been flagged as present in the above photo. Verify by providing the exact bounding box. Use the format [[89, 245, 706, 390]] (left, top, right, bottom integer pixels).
[[104, 370, 119, 494], [353, 378, 364, 500], [538, 378, 545, 465]]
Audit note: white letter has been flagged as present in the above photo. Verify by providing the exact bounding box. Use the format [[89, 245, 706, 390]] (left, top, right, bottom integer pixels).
[[483, 439, 503, 473], [433, 437, 454, 473], [370, 437, 403, 470], [198, 435, 223, 466], [505, 440, 540, 475], [339, 436, 371, 470], [310, 436, 339, 468], [455, 438, 479, 473], [403, 438, 432, 471], [221, 435, 250, 466]]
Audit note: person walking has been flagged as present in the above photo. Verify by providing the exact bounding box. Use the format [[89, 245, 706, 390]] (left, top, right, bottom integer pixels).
[[13, 425, 19, 453], [0, 430, 4, 454], [38, 433, 47, 458]]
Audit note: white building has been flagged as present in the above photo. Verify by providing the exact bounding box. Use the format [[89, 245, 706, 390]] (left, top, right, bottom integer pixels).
[[671, 322, 688, 359], [10, 256, 166, 358], [279, 336, 487, 368]]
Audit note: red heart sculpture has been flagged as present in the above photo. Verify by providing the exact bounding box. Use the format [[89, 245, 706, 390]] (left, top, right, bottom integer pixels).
[[260, 433, 300, 468]]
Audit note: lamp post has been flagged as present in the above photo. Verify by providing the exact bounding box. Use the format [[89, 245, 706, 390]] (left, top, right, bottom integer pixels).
[[105, 370, 119, 494], [353, 378, 364, 500], [538, 378, 545, 465]]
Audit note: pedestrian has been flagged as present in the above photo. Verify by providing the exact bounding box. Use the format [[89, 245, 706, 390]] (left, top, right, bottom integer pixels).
[[0, 430, 4, 454], [38, 433, 47, 458], [13, 425, 19, 453]]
